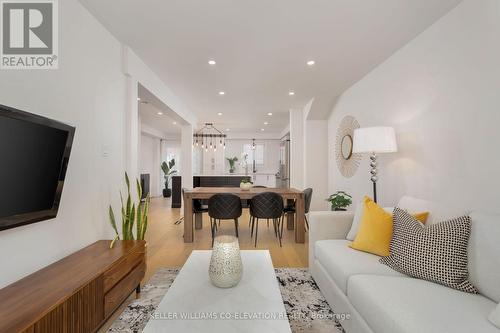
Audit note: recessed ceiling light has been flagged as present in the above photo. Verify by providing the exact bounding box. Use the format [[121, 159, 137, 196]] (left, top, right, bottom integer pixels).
[[157, 112, 163, 115], [289, 91, 295, 96], [137, 97, 141, 101], [225, 128, 230, 131], [217, 112, 223, 116], [208, 60, 216, 65], [307, 60, 315, 66], [264, 122, 269, 125], [173, 121, 177, 125], [260, 128, 265, 131], [267, 112, 273, 116], [219, 91, 225, 95]]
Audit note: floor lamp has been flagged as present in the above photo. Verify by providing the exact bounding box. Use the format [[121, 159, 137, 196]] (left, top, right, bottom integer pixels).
[[352, 127, 398, 203]]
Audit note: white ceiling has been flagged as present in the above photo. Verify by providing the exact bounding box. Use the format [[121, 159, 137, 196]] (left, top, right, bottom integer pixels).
[[81, 0, 461, 133], [139, 84, 183, 136]]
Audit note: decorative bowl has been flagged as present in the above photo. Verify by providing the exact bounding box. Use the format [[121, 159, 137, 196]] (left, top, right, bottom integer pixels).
[[240, 182, 253, 190]]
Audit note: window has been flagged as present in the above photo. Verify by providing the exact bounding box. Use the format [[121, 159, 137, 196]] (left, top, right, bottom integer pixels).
[[243, 143, 264, 165]]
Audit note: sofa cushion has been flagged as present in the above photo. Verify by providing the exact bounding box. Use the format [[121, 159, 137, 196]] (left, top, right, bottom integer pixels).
[[380, 208, 478, 294], [347, 203, 394, 241], [397, 195, 467, 225], [348, 275, 498, 333], [468, 212, 500, 302], [314, 239, 403, 294]]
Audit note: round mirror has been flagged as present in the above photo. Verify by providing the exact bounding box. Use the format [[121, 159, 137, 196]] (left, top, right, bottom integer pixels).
[[340, 135, 353, 160]]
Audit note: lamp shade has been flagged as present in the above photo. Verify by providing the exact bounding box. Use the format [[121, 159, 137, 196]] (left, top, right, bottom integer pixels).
[[353, 127, 398, 154]]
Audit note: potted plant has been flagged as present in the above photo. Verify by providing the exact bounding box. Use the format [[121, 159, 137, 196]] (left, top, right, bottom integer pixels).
[[240, 178, 253, 190], [161, 159, 177, 197], [108, 172, 151, 248], [227, 156, 238, 173], [326, 191, 353, 211]]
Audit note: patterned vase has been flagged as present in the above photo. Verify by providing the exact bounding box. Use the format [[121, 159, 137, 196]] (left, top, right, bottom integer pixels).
[[209, 235, 243, 288]]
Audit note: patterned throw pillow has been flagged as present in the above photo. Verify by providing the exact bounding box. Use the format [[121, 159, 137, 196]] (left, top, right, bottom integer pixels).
[[380, 207, 478, 294]]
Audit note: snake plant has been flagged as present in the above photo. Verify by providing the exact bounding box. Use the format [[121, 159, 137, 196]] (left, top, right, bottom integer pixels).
[[109, 172, 150, 248]]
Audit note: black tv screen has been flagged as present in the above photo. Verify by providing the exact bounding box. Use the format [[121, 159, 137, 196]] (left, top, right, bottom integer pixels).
[[0, 104, 75, 231]]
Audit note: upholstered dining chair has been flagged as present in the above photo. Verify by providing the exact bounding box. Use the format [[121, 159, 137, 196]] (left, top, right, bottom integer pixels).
[[282, 188, 313, 237], [208, 193, 243, 247], [249, 192, 284, 247]]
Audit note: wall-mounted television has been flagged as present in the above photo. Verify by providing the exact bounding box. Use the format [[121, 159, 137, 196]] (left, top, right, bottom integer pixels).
[[0, 104, 75, 231]]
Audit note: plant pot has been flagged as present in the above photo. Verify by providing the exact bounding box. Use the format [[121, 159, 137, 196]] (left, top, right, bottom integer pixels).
[[163, 188, 172, 198], [333, 207, 347, 211]]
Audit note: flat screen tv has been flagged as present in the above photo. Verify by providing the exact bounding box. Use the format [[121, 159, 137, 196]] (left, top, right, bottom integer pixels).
[[0, 104, 75, 231]]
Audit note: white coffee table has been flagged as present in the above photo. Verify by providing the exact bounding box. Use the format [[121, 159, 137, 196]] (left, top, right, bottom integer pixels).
[[143, 250, 292, 333]]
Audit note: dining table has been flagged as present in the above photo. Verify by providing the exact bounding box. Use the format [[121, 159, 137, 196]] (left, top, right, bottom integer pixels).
[[182, 187, 306, 243]]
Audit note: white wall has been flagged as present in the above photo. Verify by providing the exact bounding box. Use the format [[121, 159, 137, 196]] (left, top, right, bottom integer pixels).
[[328, 0, 500, 213], [140, 133, 161, 196], [304, 120, 330, 210], [290, 108, 305, 189], [0, 0, 128, 287]]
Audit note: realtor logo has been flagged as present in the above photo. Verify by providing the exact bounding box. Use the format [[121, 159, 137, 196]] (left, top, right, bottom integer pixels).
[[1, 0, 58, 69]]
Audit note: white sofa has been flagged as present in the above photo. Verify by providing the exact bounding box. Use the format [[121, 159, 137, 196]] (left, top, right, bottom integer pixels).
[[309, 196, 500, 333]]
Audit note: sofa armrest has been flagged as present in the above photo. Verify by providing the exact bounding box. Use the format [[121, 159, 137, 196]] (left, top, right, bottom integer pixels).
[[308, 211, 355, 267]]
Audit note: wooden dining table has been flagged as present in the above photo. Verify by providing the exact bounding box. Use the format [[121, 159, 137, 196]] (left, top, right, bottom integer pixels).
[[182, 187, 306, 243]]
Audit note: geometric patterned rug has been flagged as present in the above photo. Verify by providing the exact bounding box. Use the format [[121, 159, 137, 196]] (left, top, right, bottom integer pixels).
[[108, 268, 345, 333]]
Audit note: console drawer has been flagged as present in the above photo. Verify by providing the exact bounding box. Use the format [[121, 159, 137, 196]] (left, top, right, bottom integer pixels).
[[103, 250, 145, 292], [104, 261, 146, 318]]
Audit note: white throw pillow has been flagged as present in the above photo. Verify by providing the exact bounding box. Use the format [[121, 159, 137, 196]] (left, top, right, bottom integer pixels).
[[489, 303, 500, 329], [346, 202, 393, 241], [346, 203, 364, 241]]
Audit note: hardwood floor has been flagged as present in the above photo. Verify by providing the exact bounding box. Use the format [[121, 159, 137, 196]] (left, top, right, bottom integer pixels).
[[98, 196, 309, 332], [144, 196, 308, 283]]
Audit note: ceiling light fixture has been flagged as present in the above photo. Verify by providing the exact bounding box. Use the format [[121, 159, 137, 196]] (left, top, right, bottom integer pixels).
[[173, 121, 177, 125], [208, 60, 216, 65], [193, 123, 227, 151], [267, 112, 273, 116], [264, 122, 269, 125], [225, 128, 230, 131], [261, 128, 265, 131], [217, 112, 223, 116], [137, 97, 141, 101], [307, 60, 315, 66], [289, 91, 295, 96], [219, 91, 225, 95], [157, 112, 163, 115]]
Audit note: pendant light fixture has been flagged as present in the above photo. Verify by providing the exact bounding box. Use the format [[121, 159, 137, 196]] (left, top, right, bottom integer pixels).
[[193, 123, 227, 152]]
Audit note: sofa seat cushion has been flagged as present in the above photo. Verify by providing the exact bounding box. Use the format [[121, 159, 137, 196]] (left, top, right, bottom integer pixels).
[[348, 275, 498, 333], [314, 239, 403, 294]]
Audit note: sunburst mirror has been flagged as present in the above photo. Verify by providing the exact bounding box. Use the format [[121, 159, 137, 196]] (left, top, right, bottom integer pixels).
[[335, 115, 361, 178]]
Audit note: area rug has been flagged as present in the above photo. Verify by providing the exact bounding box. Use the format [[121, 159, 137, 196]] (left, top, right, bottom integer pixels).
[[108, 268, 345, 333]]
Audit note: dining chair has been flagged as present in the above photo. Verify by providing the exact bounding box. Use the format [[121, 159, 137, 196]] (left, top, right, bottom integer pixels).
[[248, 186, 267, 226], [208, 193, 243, 247], [249, 192, 284, 247], [282, 188, 313, 237]]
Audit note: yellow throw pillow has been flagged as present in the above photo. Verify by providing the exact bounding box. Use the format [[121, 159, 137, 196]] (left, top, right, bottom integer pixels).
[[350, 197, 429, 257]]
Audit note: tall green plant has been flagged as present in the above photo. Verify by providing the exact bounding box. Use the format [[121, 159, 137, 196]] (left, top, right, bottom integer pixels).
[[226, 156, 238, 172], [161, 159, 177, 188], [109, 172, 150, 248]]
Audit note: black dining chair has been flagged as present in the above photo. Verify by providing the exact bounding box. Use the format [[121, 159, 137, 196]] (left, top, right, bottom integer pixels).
[[282, 188, 313, 236], [208, 193, 243, 247], [249, 192, 284, 247], [247, 185, 267, 226], [181, 187, 209, 221]]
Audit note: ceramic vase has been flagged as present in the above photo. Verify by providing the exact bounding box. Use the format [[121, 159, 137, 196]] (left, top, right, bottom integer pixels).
[[209, 235, 243, 288]]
